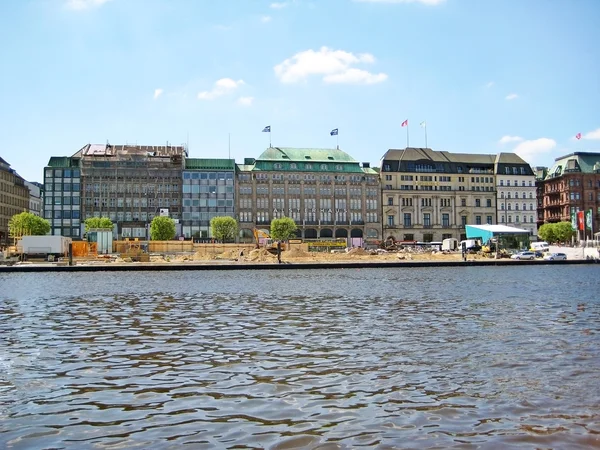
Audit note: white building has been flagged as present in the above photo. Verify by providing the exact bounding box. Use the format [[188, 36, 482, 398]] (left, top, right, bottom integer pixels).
[[494, 153, 537, 236], [25, 181, 43, 217]]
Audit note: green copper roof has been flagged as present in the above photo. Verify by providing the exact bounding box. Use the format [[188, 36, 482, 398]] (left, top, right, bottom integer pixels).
[[47, 157, 79, 168], [257, 147, 357, 163], [185, 158, 236, 170], [545, 152, 600, 179]]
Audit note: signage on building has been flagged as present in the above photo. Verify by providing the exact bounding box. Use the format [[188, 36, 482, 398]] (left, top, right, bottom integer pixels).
[[159, 208, 169, 217]]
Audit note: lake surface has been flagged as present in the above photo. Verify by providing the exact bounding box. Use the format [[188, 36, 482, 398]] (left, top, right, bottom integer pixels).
[[1, 266, 599, 449]]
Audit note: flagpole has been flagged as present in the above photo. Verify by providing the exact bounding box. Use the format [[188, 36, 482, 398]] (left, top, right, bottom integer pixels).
[[336, 132, 339, 149], [424, 123, 428, 148], [406, 124, 410, 148]]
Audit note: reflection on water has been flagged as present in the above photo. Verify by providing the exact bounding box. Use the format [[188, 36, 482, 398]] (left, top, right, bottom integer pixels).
[[1, 267, 599, 448]]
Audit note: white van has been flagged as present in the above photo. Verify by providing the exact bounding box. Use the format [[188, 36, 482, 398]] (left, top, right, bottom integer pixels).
[[530, 241, 550, 252]]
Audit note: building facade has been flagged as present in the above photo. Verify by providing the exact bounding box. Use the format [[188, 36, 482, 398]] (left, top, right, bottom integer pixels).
[[494, 153, 537, 236], [182, 158, 236, 239], [79, 144, 186, 239], [25, 181, 44, 217], [380, 148, 498, 242], [43, 157, 82, 237], [236, 147, 381, 244], [538, 152, 600, 236], [0, 157, 30, 245]]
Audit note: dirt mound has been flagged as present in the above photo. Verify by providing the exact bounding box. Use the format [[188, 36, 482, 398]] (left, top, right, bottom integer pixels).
[[247, 248, 277, 262], [286, 247, 312, 258], [347, 247, 369, 256]]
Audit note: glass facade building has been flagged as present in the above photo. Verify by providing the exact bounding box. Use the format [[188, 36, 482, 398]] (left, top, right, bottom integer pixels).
[[43, 159, 82, 238], [181, 159, 236, 239]]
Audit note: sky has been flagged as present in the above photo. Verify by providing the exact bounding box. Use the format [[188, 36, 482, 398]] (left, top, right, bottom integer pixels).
[[1, 0, 599, 183]]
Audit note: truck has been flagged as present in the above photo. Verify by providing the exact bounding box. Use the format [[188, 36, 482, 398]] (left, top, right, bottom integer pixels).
[[17, 236, 72, 259]]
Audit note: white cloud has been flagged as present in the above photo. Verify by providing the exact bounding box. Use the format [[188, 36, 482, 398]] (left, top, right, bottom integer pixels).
[[323, 68, 388, 84], [237, 96, 254, 106], [270, 2, 288, 8], [354, 0, 446, 5], [274, 46, 387, 85], [261, 15, 272, 23], [499, 135, 523, 144], [198, 78, 245, 100], [66, 0, 112, 10], [583, 127, 600, 140], [485, 81, 494, 88], [505, 93, 519, 100], [153, 88, 163, 100], [513, 138, 556, 163]]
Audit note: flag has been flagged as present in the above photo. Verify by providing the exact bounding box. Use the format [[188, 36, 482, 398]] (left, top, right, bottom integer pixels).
[[420, 121, 426, 128], [571, 212, 577, 231], [262, 126, 271, 132], [575, 132, 582, 140], [577, 210, 585, 231], [330, 128, 338, 136], [586, 209, 593, 230], [401, 120, 408, 127]]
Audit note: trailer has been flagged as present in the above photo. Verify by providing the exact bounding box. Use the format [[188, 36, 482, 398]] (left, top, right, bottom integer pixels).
[[17, 236, 72, 259]]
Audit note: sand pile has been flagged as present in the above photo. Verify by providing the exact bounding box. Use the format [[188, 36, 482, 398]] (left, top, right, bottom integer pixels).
[[347, 247, 369, 256], [286, 247, 312, 259], [247, 248, 277, 262]]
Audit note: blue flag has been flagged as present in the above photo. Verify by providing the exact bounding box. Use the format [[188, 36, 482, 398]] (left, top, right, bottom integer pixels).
[[262, 126, 271, 132], [330, 128, 338, 136]]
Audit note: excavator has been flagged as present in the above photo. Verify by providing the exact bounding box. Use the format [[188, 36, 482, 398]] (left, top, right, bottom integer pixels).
[[253, 228, 287, 254]]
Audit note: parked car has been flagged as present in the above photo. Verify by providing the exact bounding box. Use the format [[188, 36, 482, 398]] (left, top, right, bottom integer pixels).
[[511, 251, 536, 260], [544, 252, 567, 261]]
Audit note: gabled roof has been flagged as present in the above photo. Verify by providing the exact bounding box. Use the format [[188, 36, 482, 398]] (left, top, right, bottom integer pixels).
[[256, 147, 357, 163]]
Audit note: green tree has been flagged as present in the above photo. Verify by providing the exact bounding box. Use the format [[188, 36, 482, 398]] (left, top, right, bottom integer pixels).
[[150, 216, 176, 240], [270, 217, 298, 241], [210, 216, 238, 242], [554, 221, 575, 243], [537, 223, 556, 243], [8, 212, 50, 237], [84, 217, 114, 232]]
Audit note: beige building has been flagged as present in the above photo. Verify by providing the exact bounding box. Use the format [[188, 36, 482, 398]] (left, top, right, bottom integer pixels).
[[236, 147, 381, 245], [0, 157, 30, 246], [380, 148, 498, 242]]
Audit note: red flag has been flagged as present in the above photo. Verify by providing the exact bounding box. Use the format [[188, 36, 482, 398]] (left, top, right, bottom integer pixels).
[[577, 211, 585, 230], [401, 120, 408, 127], [576, 133, 582, 140]]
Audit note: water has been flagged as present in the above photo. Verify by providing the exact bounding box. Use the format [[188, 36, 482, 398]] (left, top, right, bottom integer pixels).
[[1, 266, 599, 449]]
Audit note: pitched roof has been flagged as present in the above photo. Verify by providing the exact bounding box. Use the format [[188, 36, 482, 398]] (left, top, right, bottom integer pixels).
[[382, 147, 497, 165], [256, 147, 358, 163], [545, 152, 600, 179]]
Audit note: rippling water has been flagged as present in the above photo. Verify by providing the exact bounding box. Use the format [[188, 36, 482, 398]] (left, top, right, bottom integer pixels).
[[1, 266, 600, 449]]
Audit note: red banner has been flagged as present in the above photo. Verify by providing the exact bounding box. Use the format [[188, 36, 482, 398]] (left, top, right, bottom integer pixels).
[[577, 211, 585, 231]]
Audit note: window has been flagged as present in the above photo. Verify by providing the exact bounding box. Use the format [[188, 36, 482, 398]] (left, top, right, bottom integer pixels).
[[461, 198, 466, 207], [487, 199, 492, 207], [385, 175, 392, 181], [442, 213, 449, 227], [461, 216, 467, 226], [423, 213, 431, 227], [387, 215, 395, 227], [476, 215, 482, 225], [388, 197, 393, 206], [475, 199, 481, 207], [487, 215, 492, 224], [403, 213, 411, 227]]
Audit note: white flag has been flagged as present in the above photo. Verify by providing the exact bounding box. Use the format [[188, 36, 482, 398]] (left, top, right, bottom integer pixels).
[[420, 121, 426, 128]]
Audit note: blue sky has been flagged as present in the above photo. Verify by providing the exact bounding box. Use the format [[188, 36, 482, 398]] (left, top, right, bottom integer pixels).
[[1, 0, 599, 182]]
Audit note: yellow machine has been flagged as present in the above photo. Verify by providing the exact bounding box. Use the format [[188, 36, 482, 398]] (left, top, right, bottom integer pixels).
[[252, 228, 286, 253]]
